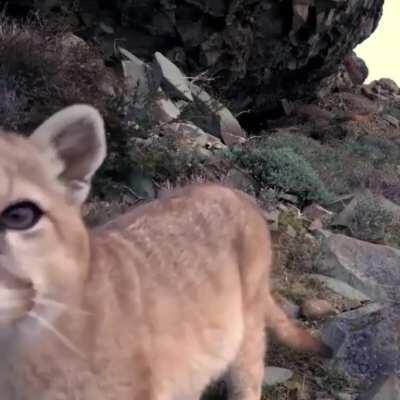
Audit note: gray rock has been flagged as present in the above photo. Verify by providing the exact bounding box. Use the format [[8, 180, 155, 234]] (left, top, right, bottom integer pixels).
[[264, 209, 280, 232], [163, 122, 226, 155], [190, 83, 246, 145], [274, 294, 301, 319], [24, 0, 386, 116], [120, 48, 152, 107], [316, 234, 400, 303], [307, 274, 370, 302], [60, 33, 86, 49], [278, 193, 299, 204], [312, 229, 333, 240], [300, 298, 337, 320], [383, 114, 400, 128], [303, 203, 333, 222], [263, 366, 293, 386], [378, 78, 400, 94], [99, 22, 115, 35], [359, 374, 400, 400], [153, 52, 193, 101], [125, 171, 156, 200], [320, 303, 400, 383], [151, 90, 181, 123]]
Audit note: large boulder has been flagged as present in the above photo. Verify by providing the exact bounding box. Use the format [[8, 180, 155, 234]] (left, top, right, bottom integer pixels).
[[316, 234, 400, 303], [109, 0, 383, 120], [321, 303, 400, 385], [7, 0, 384, 119]]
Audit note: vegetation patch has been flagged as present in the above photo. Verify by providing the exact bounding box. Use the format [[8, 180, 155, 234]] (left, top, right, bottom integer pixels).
[[231, 144, 332, 206], [348, 192, 393, 243], [240, 131, 400, 207], [0, 11, 113, 133]]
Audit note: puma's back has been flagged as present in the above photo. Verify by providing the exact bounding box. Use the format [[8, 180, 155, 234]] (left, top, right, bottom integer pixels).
[[0, 105, 331, 400]]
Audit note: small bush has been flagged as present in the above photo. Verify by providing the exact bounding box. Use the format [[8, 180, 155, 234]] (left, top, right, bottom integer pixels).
[[349, 193, 393, 242], [235, 145, 332, 205], [244, 131, 400, 205]]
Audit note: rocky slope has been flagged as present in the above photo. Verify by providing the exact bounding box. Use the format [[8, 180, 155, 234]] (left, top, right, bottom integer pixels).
[[2, 2, 400, 399]]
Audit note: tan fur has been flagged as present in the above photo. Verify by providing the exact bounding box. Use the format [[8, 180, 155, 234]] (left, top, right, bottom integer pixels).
[[0, 105, 331, 400]]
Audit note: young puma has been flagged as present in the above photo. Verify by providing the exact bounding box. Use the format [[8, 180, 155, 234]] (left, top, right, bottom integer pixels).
[[0, 105, 331, 400]]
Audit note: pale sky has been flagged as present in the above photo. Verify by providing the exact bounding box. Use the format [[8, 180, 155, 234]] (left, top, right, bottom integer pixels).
[[355, 1, 400, 84]]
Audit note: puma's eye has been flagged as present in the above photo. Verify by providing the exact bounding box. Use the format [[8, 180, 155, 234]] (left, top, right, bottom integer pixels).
[[0, 201, 43, 230]]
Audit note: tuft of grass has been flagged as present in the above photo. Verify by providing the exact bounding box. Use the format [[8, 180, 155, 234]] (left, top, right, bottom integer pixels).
[[314, 367, 354, 395]]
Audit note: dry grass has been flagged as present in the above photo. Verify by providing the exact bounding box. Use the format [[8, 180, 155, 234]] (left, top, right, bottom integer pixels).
[[0, 11, 112, 133]]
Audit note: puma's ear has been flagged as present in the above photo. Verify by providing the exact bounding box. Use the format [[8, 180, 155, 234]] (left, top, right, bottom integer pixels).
[[29, 104, 106, 206]]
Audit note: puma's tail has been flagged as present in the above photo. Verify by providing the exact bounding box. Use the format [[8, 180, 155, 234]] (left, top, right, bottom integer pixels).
[[266, 295, 333, 358]]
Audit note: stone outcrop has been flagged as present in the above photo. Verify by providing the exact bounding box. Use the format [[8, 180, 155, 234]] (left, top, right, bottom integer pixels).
[[316, 234, 400, 304], [8, 0, 384, 120]]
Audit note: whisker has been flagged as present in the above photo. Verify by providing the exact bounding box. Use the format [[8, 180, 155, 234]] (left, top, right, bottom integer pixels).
[[35, 297, 93, 316], [28, 311, 86, 360]]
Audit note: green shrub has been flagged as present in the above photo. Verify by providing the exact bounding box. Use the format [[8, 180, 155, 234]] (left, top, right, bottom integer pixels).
[[236, 145, 332, 205], [242, 131, 400, 205], [349, 193, 393, 242]]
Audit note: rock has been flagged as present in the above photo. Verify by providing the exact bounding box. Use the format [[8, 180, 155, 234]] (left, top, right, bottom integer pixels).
[[98, 74, 117, 97], [153, 51, 193, 101], [301, 299, 337, 320], [312, 229, 333, 240], [99, 22, 115, 35], [382, 114, 400, 128], [278, 193, 299, 205], [307, 274, 370, 302], [317, 234, 400, 303], [277, 203, 289, 212], [359, 374, 400, 400], [362, 79, 400, 102], [264, 209, 280, 232], [263, 366, 293, 386], [11, 0, 386, 118], [378, 78, 400, 94], [60, 33, 89, 58], [151, 91, 181, 123], [163, 122, 226, 155], [275, 293, 301, 319], [124, 171, 156, 200], [309, 218, 323, 232], [190, 83, 246, 145], [120, 48, 152, 107], [303, 203, 333, 222], [321, 303, 400, 384], [343, 51, 369, 86]]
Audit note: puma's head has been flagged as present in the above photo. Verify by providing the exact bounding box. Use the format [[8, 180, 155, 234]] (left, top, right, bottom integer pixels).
[[0, 105, 106, 328]]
